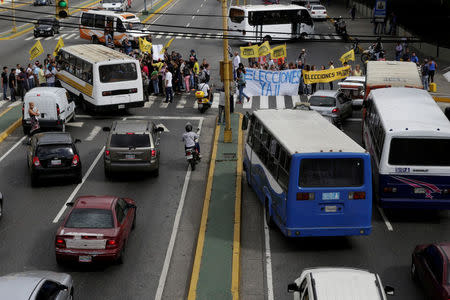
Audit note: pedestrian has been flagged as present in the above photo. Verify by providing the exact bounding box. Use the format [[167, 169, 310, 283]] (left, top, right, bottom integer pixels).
[[9, 68, 16, 102], [350, 4, 356, 21], [122, 38, 132, 55], [318, 65, 326, 90], [17, 68, 27, 100], [217, 88, 226, 125], [236, 64, 250, 104], [182, 63, 191, 93], [142, 71, 149, 101], [428, 59, 437, 83], [45, 65, 57, 87], [28, 101, 40, 136], [164, 68, 173, 103], [395, 42, 403, 61], [297, 49, 307, 65], [421, 59, 429, 91], [37, 64, 46, 87], [233, 51, 240, 80], [352, 64, 362, 76], [150, 69, 159, 95], [311, 65, 317, 94], [410, 52, 419, 64], [1, 66, 8, 100], [328, 61, 334, 90], [26, 64, 35, 90], [388, 12, 397, 35]]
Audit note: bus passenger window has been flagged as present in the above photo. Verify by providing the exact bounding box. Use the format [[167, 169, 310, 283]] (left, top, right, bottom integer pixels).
[[94, 15, 105, 29], [81, 13, 94, 27], [229, 8, 245, 23], [116, 19, 126, 32]]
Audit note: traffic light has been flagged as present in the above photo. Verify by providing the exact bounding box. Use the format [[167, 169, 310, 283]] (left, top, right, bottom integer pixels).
[[56, 0, 68, 18]]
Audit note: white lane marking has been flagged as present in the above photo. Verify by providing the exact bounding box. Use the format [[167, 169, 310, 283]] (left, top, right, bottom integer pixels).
[[44, 36, 53, 40], [85, 125, 101, 141], [8, 101, 22, 108], [59, 33, 68, 38], [194, 35, 201, 39], [196, 8, 199, 13], [74, 36, 80, 40], [155, 34, 162, 38], [334, 35, 342, 40], [324, 35, 331, 39], [347, 118, 362, 122], [66, 33, 76, 39], [0, 136, 26, 164], [176, 97, 186, 108], [175, 34, 183, 39], [377, 206, 394, 231], [150, 0, 181, 24], [165, 35, 172, 39], [200, 2, 203, 6], [186, 23, 190, 27], [35, 37, 43, 40], [260, 96, 269, 109], [185, 35, 191, 39], [276, 96, 285, 109], [25, 36, 34, 41], [0, 100, 7, 108], [243, 96, 252, 109], [52, 146, 105, 223], [291, 95, 300, 107], [211, 93, 219, 108], [193, 100, 198, 109], [191, 15, 195, 19], [160, 101, 169, 108], [154, 119, 203, 300], [122, 117, 127, 120], [65, 122, 84, 128], [264, 214, 275, 300]]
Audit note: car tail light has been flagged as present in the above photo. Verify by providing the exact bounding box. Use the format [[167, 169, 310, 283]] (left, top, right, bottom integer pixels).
[[102, 91, 112, 96], [129, 88, 137, 93], [56, 103, 60, 116], [186, 151, 192, 156], [126, 132, 134, 135], [332, 108, 339, 114], [55, 237, 66, 248], [312, 11, 315, 14], [383, 187, 397, 193], [105, 150, 110, 157], [297, 192, 315, 201], [151, 149, 156, 157], [106, 239, 118, 248], [33, 156, 41, 167], [442, 189, 449, 194], [242, 30, 246, 35], [349, 191, 366, 199], [71, 154, 80, 166]]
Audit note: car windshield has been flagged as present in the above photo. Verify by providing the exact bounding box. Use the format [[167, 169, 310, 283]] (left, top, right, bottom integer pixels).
[[312, 5, 325, 10], [99, 63, 138, 83], [309, 96, 336, 107], [389, 138, 450, 166], [36, 145, 73, 159], [124, 21, 145, 30], [65, 209, 114, 228], [110, 134, 150, 148], [37, 19, 53, 25]]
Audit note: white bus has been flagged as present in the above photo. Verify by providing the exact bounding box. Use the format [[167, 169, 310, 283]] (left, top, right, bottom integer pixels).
[[362, 87, 450, 209], [56, 44, 144, 112], [228, 4, 314, 42]]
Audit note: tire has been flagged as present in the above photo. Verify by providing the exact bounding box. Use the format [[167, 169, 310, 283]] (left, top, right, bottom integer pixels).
[[190, 159, 196, 171], [81, 99, 88, 113], [361, 53, 370, 64], [265, 199, 275, 228], [300, 32, 307, 40], [91, 36, 99, 44], [152, 168, 159, 177], [50, 30, 54, 36], [411, 262, 418, 282], [34, 33, 38, 38], [56, 256, 64, 266]]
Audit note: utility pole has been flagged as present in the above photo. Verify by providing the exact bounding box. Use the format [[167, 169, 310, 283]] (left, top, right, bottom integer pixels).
[[222, 0, 232, 142], [12, 0, 16, 33]]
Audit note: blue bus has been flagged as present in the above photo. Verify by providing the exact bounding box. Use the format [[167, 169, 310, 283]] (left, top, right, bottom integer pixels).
[[363, 88, 450, 209], [243, 109, 373, 237]]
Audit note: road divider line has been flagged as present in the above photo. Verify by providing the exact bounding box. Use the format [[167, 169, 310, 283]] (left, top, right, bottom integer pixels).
[[155, 118, 203, 300], [231, 114, 243, 299], [187, 123, 220, 300], [0, 118, 22, 144], [377, 206, 393, 231], [0, 135, 26, 164], [52, 146, 105, 223], [264, 213, 275, 300], [85, 126, 101, 141], [142, 0, 174, 24]]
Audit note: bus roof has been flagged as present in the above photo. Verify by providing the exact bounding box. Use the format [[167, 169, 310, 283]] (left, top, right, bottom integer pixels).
[[230, 4, 304, 11], [60, 44, 136, 64], [84, 9, 139, 20], [366, 61, 423, 89], [253, 109, 366, 155], [370, 87, 450, 133]]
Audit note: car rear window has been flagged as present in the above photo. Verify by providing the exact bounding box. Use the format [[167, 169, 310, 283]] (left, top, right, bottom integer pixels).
[[110, 134, 150, 148], [299, 158, 364, 187], [65, 209, 114, 228], [309, 96, 336, 107], [36, 145, 74, 158], [388, 138, 450, 166]]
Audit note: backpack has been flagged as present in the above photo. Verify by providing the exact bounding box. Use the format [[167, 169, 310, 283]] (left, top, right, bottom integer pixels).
[[183, 66, 190, 77]]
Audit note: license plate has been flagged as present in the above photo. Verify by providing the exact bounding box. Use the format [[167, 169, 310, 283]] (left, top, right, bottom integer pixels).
[[186, 154, 193, 160], [125, 154, 135, 160], [118, 104, 125, 109], [51, 159, 61, 166], [322, 192, 340, 200], [78, 255, 92, 262], [414, 187, 426, 194], [325, 205, 337, 213]]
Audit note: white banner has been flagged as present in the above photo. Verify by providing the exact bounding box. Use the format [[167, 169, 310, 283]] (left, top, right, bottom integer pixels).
[[152, 44, 164, 61], [243, 68, 301, 97]]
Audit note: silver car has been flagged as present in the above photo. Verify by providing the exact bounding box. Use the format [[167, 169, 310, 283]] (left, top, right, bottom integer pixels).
[[0, 271, 73, 299], [308, 90, 353, 123]]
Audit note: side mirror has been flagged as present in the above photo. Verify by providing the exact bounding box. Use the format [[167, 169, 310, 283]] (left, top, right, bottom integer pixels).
[[287, 283, 299, 293], [66, 202, 74, 206], [74, 139, 81, 144], [126, 203, 137, 209], [103, 126, 111, 132], [156, 127, 164, 132], [384, 286, 395, 296], [59, 284, 69, 291]]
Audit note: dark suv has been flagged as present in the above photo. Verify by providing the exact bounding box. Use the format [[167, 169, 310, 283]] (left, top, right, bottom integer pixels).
[[27, 132, 82, 186], [34, 18, 59, 37], [103, 120, 164, 177]]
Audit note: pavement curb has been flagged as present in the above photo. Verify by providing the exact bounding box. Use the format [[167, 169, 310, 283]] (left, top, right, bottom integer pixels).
[[188, 123, 221, 300], [141, 0, 173, 23], [433, 96, 450, 103], [0, 117, 22, 144]]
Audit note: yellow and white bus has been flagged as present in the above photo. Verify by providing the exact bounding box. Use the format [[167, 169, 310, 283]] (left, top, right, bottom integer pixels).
[[79, 10, 150, 47], [56, 44, 144, 112]]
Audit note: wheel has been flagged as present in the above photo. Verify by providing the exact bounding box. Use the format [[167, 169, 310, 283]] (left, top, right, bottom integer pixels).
[[300, 32, 307, 40], [132, 212, 136, 230], [190, 159, 196, 171], [31, 174, 39, 187], [81, 99, 88, 112], [152, 168, 159, 177], [265, 199, 275, 228], [91, 36, 99, 44], [411, 262, 418, 282], [34, 33, 38, 38], [56, 256, 64, 266], [361, 53, 370, 63]]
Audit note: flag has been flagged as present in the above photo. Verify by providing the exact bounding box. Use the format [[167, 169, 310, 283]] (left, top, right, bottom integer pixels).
[[240, 44, 258, 58], [139, 37, 152, 53], [258, 41, 271, 57], [270, 44, 287, 59], [53, 37, 65, 57], [29, 40, 44, 61], [160, 37, 174, 54], [339, 49, 355, 64]]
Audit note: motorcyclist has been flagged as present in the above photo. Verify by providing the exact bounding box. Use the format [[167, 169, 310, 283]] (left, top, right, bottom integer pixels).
[[373, 37, 384, 60], [182, 123, 201, 157], [198, 79, 211, 103]]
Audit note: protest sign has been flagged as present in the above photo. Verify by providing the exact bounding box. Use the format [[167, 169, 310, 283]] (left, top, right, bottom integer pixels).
[[303, 66, 351, 84], [244, 68, 301, 96]]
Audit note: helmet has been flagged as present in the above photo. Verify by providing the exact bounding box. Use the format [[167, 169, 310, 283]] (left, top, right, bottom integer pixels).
[[185, 123, 193, 132]]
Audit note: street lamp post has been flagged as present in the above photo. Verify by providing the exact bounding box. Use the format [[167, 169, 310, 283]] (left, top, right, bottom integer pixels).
[[222, 0, 232, 143]]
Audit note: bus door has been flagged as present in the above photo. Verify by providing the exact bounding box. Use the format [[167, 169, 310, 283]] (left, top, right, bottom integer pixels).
[[114, 17, 127, 45], [294, 9, 314, 37]]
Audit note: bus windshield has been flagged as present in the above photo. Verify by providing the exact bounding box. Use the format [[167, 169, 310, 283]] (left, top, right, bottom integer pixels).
[[299, 158, 364, 187], [124, 21, 145, 30], [99, 63, 138, 83], [388, 138, 450, 166]]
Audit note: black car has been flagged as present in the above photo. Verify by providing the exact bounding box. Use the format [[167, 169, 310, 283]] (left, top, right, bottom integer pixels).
[[34, 18, 59, 38], [27, 132, 82, 186], [34, 0, 51, 5]]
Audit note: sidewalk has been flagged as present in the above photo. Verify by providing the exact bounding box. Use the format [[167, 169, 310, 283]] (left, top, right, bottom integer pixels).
[[327, 2, 450, 97], [0, 102, 22, 143], [188, 113, 243, 300]]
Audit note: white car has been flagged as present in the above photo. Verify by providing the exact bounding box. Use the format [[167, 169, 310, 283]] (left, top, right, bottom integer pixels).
[[288, 268, 394, 300], [309, 5, 327, 19], [338, 75, 366, 108]]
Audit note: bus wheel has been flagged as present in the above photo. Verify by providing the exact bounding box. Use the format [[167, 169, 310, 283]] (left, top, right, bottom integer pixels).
[[265, 199, 275, 228], [301, 32, 307, 40], [92, 36, 99, 44]]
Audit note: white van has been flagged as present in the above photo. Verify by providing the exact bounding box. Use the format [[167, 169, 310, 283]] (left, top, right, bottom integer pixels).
[[22, 87, 76, 134], [288, 268, 394, 300], [101, 0, 128, 12]]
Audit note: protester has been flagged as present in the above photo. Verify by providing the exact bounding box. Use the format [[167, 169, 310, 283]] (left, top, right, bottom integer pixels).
[[421, 59, 429, 91], [1, 66, 8, 100], [236, 63, 250, 104], [428, 58, 437, 83], [8, 68, 16, 102], [328, 61, 335, 90], [318, 65, 326, 90], [311, 65, 317, 94], [45, 65, 57, 87], [297, 49, 307, 65], [164, 68, 173, 103], [352, 64, 362, 76]]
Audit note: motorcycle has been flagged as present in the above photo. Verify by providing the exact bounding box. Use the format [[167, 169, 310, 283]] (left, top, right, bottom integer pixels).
[[195, 90, 212, 114], [185, 129, 201, 171], [361, 45, 385, 63], [334, 17, 347, 38], [352, 38, 363, 55]]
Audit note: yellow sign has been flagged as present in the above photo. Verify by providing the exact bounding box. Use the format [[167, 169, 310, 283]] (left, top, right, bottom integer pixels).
[[139, 38, 152, 53], [29, 40, 44, 61], [160, 37, 174, 54], [258, 41, 271, 57], [303, 66, 351, 84], [270, 44, 287, 59], [240, 45, 258, 58], [339, 49, 355, 64], [53, 37, 65, 57]]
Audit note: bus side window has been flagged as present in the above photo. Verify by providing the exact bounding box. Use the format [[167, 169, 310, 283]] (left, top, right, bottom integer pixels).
[[267, 138, 278, 177], [82, 62, 93, 84], [116, 19, 126, 32], [81, 13, 94, 27], [247, 119, 254, 146], [300, 9, 313, 26], [94, 15, 105, 29], [277, 148, 289, 190]]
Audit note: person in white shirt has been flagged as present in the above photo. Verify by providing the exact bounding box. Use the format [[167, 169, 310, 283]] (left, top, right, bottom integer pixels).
[[232, 51, 241, 80], [182, 123, 201, 156], [217, 88, 226, 125], [164, 68, 173, 103]]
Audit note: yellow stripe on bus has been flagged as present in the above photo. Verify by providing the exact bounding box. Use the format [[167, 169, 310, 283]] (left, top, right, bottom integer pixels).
[[56, 73, 93, 97]]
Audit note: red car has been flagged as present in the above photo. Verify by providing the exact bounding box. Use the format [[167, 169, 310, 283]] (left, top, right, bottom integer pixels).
[[411, 242, 450, 299], [55, 195, 136, 264]]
